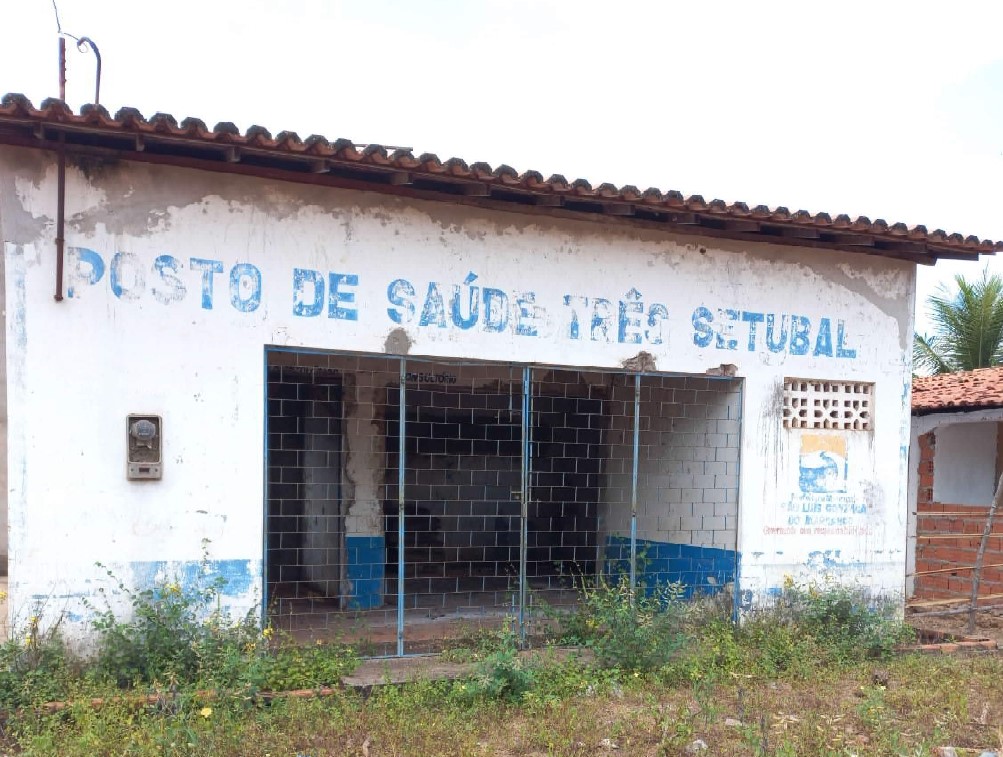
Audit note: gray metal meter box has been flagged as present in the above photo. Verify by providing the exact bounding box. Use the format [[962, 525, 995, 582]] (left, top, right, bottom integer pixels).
[[127, 414, 162, 480]]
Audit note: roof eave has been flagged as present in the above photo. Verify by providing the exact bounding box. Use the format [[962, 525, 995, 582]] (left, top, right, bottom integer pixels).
[[1, 96, 998, 264]]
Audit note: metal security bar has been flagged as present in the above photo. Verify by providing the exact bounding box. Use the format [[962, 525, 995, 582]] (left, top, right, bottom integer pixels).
[[264, 349, 743, 655]]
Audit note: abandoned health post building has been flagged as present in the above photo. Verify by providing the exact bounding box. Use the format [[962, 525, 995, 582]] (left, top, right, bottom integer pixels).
[[0, 94, 996, 654]]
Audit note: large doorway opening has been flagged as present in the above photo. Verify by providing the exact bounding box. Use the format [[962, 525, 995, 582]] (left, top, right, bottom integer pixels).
[[265, 350, 742, 655]]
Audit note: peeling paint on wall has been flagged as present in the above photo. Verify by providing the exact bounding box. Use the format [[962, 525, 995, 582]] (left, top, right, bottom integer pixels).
[[0, 152, 915, 635]]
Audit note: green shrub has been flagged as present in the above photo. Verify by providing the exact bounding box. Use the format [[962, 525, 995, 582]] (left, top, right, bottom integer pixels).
[[0, 614, 76, 709], [252, 637, 358, 691], [738, 579, 915, 677], [556, 575, 687, 671], [86, 557, 357, 692], [87, 562, 261, 689]]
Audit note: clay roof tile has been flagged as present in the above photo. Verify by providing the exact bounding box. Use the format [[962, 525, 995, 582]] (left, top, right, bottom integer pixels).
[[211, 121, 240, 136], [331, 138, 357, 157], [244, 125, 273, 143], [0, 94, 997, 263], [39, 97, 71, 116], [113, 106, 145, 126], [1, 93, 33, 113], [520, 169, 544, 186], [913, 366, 1003, 414], [180, 117, 209, 135], [274, 131, 302, 147], [149, 112, 179, 131], [79, 103, 111, 121], [546, 174, 570, 190], [493, 164, 518, 179]]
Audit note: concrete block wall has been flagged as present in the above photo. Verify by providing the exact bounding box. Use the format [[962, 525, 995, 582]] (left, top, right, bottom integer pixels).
[[601, 375, 741, 593], [267, 351, 397, 610], [266, 356, 347, 602]]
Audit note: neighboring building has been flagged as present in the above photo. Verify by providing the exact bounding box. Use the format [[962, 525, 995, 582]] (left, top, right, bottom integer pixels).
[[0, 94, 995, 653], [909, 367, 1003, 603]]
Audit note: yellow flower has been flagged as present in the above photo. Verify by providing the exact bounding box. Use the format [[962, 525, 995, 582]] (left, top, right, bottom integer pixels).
[[261, 627, 274, 640], [166, 583, 181, 596], [0, 591, 8, 601], [199, 706, 212, 719], [22, 635, 32, 646]]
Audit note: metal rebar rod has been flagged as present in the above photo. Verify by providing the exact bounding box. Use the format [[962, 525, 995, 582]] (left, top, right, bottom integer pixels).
[[397, 359, 406, 657], [630, 373, 640, 598], [519, 366, 530, 644]]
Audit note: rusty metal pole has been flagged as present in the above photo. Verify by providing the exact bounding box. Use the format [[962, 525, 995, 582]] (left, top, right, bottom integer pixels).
[[55, 35, 67, 302], [968, 471, 1003, 634], [58, 36, 66, 100]]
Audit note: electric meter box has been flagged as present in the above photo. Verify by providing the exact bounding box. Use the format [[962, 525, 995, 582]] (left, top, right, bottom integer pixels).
[[126, 414, 163, 480]]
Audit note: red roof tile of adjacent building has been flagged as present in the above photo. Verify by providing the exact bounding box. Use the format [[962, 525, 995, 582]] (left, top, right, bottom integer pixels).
[[912, 367, 1003, 415], [0, 93, 998, 265]]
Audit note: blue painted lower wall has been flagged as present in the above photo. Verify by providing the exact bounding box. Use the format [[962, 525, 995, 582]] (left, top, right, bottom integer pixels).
[[605, 536, 738, 598], [130, 558, 257, 599], [346, 535, 385, 610]]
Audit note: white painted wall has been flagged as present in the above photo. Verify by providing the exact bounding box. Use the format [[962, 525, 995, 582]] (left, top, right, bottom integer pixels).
[[0, 147, 917, 635], [931, 422, 998, 506]]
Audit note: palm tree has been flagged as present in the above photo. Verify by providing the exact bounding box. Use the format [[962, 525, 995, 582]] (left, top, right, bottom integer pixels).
[[913, 269, 1003, 375]]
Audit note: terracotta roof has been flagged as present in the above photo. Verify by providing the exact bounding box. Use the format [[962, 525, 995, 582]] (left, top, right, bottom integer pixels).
[[912, 367, 1003, 415], [0, 93, 998, 265]]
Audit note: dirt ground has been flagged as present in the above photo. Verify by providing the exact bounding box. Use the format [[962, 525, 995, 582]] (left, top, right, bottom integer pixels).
[[907, 604, 1003, 644]]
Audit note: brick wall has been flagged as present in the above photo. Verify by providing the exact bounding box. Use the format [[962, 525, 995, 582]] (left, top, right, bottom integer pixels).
[[914, 429, 1003, 601]]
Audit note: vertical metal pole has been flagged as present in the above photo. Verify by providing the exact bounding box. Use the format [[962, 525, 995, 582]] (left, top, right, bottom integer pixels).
[[397, 359, 406, 656], [58, 37, 66, 101], [630, 373, 641, 597], [732, 379, 744, 624], [519, 366, 531, 643]]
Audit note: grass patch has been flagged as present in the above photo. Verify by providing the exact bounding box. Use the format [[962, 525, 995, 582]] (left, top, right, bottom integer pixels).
[[3, 574, 998, 756]]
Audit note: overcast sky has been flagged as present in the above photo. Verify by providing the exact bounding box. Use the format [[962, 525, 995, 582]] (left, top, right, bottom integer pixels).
[[4, 0, 1002, 336]]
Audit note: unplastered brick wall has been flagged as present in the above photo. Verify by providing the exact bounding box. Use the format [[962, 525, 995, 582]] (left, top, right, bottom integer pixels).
[[914, 429, 1003, 601]]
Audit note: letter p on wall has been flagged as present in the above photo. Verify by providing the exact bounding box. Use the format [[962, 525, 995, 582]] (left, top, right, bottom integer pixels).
[[65, 247, 105, 298]]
